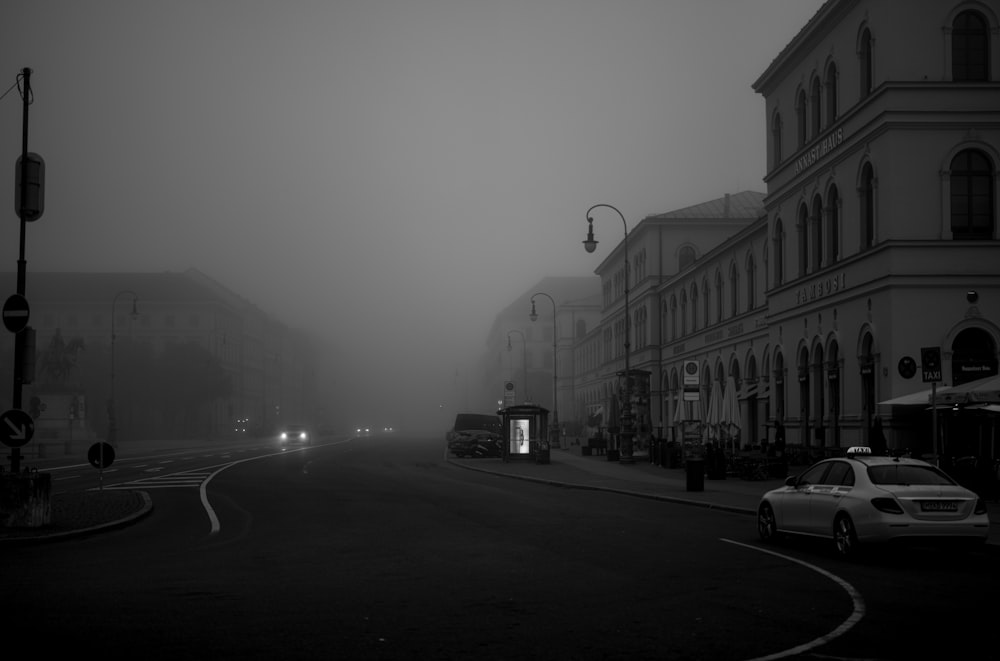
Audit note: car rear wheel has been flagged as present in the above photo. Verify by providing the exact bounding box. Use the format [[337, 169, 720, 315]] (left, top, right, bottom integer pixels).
[[757, 503, 777, 543], [833, 514, 858, 558]]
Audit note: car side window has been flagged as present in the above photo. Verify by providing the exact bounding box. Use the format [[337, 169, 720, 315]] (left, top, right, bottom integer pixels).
[[798, 463, 830, 486], [824, 461, 854, 486]]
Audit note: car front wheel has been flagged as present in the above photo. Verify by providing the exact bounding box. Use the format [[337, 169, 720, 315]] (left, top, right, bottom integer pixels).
[[757, 503, 777, 543], [833, 514, 858, 558]]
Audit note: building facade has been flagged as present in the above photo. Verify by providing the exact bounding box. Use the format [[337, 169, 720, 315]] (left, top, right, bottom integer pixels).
[[494, 0, 1000, 463]]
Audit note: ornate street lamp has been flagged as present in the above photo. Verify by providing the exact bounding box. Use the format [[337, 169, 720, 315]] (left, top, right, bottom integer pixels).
[[585, 203, 635, 463], [506, 330, 528, 403], [529, 292, 559, 445], [109, 290, 138, 449]]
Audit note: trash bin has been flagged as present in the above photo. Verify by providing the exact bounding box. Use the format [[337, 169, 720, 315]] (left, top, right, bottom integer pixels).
[[685, 459, 705, 492]]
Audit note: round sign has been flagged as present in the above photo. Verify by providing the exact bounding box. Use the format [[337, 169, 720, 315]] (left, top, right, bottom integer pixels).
[[505, 381, 514, 391], [0, 408, 34, 448], [898, 356, 917, 380], [684, 361, 698, 375], [2, 294, 30, 334], [88, 442, 116, 469]]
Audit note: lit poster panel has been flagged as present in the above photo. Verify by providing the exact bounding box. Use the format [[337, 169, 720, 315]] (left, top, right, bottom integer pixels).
[[509, 419, 530, 455]]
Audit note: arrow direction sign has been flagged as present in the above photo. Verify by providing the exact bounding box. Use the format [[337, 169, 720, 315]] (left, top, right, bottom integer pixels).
[[1, 408, 34, 448], [2, 294, 30, 334]]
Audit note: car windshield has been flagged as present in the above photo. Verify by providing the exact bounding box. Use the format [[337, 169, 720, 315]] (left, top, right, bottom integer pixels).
[[867, 464, 955, 486]]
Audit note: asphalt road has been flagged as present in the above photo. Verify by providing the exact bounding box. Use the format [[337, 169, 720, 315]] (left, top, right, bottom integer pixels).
[[3, 434, 995, 660]]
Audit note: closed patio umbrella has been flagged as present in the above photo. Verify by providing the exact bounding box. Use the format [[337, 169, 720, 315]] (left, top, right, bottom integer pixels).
[[721, 375, 742, 454]]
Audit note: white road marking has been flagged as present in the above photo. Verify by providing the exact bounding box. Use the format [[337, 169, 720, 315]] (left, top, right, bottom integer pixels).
[[721, 538, 865, 661]]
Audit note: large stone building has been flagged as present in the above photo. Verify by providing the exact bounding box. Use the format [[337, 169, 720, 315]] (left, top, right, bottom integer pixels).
[[2, 269, 320, 448], [490, 0, 1000, 462]]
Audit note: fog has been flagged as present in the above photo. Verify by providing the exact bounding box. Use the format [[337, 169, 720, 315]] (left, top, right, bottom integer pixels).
[[1, 1, 825, 433]]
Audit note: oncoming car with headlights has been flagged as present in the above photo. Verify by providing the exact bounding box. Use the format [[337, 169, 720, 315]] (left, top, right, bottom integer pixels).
[[756, 446, 989, 558], [278, 424, 311, 448]]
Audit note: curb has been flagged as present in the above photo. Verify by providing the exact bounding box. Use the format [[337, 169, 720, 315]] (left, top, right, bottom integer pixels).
[[448, 459, 758, 516], [0, 491, 154, 545]]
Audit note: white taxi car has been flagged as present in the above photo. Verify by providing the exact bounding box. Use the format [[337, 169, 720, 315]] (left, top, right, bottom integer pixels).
[[757, 446, 989, 557]]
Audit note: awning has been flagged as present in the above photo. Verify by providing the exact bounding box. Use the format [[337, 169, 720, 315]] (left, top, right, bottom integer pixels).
[[966, 403, 1000, 413], [932, 373, 1000, 406], [878, 385, 954, 407]]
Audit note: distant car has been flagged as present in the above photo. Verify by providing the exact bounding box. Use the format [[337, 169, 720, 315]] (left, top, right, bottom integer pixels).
[[278, 424, 311, 447], [447, 413, 502, 458], [757, 446, 989, 558], [356, 427, 371, 436]]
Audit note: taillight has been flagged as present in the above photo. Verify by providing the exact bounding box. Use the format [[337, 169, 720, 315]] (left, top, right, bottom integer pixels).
[[975, 498, 987, 515], [871, 497, 904, 514]]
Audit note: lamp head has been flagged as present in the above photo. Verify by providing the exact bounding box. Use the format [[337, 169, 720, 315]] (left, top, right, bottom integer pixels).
[[583, 218, 598, 253], [529, 300, 538, 322]]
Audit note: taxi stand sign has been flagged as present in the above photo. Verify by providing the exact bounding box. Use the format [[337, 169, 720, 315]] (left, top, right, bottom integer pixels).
[[683, 359, 701, 401]]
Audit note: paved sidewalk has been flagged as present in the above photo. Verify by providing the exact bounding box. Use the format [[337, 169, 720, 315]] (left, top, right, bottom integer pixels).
[[449, 446, 1000, 548]]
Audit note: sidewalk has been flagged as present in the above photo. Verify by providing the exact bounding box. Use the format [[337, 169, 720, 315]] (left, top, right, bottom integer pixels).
[[448, 446, 1000, 548]]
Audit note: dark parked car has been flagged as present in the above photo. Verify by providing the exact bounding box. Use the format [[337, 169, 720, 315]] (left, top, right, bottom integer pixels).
[[446, 413, 503, 458]]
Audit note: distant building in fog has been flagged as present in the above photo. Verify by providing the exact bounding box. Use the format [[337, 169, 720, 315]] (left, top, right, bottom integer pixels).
[[2, 269, 318, 445]]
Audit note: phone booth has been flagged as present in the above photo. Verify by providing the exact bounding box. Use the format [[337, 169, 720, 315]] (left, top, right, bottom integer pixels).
[[500, 404, 550, 464]]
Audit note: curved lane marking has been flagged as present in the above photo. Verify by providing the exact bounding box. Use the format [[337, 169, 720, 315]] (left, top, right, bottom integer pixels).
[[201, 440, 354, 535], [721, 538, 865, 661]]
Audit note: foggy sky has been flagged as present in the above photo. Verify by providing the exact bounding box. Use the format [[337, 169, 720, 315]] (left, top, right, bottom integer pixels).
[[1, 1, 825, 431]]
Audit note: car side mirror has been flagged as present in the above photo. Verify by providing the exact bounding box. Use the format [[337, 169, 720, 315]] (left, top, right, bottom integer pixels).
[[784, 476, 797, 487]]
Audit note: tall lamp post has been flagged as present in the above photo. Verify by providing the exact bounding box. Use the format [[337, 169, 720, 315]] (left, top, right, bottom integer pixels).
[[109, 290, 138, 449], [529, 292, 559, 446], [584, 203, 635, 464], [506, 330, 528, 403]]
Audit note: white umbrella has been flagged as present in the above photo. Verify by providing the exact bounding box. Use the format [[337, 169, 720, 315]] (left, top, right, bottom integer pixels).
[[721, 375, 742, 454], [706, 380, 723, 443]]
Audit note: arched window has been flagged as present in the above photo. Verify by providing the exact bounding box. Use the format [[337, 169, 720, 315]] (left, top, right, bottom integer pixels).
[[680, 290, 688, 337], [679, 245, 696, 271], [861, 163, 875, 248], [860, 28, 873, 98], [772, 112, 782, 166], [796, 90, 807, 148], [798, 203, 809, 277], [953, 10, 989, 82], [729, 263, 740, 317], [827, 185, 840, 264], [746, 254, 756, 310], [702, 278, 711, 328], [690, 283, 699, 332], [810, 77, 822, 138], [715, 270, 724, 322], [812, 194, 823, 270], [825, 62, 838, 127], [670, 295, 678, 341], [774, 218, 785, 285], [951, 149, 995, 239]]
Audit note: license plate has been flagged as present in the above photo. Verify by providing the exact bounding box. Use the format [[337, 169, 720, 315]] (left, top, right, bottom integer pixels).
[[920, 501, 958, 512]]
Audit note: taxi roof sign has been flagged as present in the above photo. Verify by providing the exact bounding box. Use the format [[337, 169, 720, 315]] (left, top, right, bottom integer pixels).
[[846, 446, 872, 455]]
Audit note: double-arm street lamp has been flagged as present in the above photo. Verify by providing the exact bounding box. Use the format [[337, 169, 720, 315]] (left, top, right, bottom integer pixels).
[[584, 203, 635, 464], [109, 290, 139, 449], [529, 292, 559, 444], [506, 330, 528, 403]]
